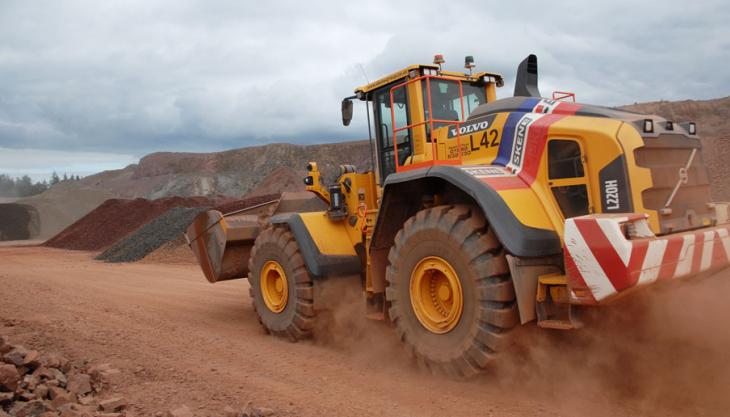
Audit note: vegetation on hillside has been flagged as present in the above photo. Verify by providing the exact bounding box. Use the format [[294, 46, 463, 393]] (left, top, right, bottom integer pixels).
[[0, 172, 81, 197]]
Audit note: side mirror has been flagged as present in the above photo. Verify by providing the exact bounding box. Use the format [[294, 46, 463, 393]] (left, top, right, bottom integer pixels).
[[341, 99, 353, 126]]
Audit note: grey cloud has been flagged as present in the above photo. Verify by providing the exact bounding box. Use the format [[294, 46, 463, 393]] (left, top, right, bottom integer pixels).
[[0, 0, 728, 160]]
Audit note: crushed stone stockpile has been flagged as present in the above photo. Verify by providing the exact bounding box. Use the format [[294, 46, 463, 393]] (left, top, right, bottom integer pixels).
[[45, 196, 229, 251], [95, 207, 208, 263], [141, 235, 196, 265], [141, 194, 285, 265]]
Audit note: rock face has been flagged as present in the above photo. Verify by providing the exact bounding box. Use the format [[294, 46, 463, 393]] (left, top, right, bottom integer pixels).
[[77, 140, 373, 200]]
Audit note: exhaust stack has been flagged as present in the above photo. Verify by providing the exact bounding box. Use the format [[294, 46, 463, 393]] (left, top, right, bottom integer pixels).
[[514, 54, 541, 98]]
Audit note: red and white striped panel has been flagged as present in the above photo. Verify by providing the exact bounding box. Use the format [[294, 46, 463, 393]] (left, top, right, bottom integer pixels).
[[564, 214, 730, 304]]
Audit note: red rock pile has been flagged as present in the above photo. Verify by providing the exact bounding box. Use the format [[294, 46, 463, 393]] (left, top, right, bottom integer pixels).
[[45, 197, 231, 251]]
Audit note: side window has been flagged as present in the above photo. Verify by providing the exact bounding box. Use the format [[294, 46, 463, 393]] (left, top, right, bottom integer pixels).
[[428, 80, 460, 122], [549, 140, 584, 179], [374, 86, 412, 179], [548, 140, 590, 218], [458, 84, 487, 120]]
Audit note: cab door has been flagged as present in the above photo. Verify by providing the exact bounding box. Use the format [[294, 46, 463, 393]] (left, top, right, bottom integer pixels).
[[373, 86, 412, 180], [546, 139, 593, 219]]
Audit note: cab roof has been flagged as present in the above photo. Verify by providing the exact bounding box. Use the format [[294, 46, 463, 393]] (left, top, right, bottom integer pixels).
[[354, 64, 503, 96]]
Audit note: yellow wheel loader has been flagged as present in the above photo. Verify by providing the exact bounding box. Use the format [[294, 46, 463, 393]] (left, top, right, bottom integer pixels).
[[186, 54, 730, 376]]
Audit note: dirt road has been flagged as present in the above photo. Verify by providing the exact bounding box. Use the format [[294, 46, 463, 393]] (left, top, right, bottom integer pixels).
[[1, 247, 728, 417]]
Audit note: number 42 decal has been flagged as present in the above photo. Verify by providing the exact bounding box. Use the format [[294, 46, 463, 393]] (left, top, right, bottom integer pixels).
[[469, 129, 500, 152]]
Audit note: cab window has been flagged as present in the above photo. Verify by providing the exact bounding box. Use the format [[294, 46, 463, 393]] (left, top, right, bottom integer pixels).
[[548, 140, 590, 218], [457, 83, 487, 120], [422, 80, 486, 122], [422, 79, 486, 139], [374, 86, 412, 180]]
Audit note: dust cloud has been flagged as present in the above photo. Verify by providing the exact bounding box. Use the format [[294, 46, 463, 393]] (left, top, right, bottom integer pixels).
[[492, 270, 730, 416], [311, 277, 411, 369], [315, 270, 730, 416]]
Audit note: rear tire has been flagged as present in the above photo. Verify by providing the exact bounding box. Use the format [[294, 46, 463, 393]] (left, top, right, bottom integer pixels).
[[385, 205, 519, 377], [248, 226, 315, 341]]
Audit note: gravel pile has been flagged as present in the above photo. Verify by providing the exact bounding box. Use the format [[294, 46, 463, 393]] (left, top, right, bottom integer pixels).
[[95, 207, 209, 263], [45, 197, 229, 251], [0, 335, 127, 417]]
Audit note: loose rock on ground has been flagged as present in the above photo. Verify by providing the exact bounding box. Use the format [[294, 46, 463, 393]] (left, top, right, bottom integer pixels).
[[0, 336, 125, 417]]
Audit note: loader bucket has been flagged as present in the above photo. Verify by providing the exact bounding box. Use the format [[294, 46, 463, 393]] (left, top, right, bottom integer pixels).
[[186, 210, 260, 283], [186, 193, 326, 284]]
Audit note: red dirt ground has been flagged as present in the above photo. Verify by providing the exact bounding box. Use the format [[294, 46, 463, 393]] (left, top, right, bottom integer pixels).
[[1, 246, 729, 417]]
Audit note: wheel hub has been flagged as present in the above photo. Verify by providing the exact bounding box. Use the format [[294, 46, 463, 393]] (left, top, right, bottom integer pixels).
[[410, 256, 463, 334], [260, 260, 288, 313]]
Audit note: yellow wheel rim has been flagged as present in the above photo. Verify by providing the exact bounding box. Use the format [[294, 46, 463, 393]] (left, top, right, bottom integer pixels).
[[410, 256, 463, 334], [260, 260, 288, 313]]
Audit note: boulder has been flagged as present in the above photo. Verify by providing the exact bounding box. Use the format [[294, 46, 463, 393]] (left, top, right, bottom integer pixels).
[[66, 374, 91, 396], [35, 367, 67, 386], [50, 393, 73, 410], [98, 396, 126, 412], [22, 350, 40, 367], [48, 385, 68, 400], [11, 399, 50, 417], [41, 353, 70, 373], [3, 347, 27, 367], [0, 363, 20, 392], [33, 383, 49, 400], [0, 391, 14, 403], [0, 336, 11, 355]]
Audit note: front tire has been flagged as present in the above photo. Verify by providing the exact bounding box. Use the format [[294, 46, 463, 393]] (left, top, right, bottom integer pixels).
[[248, 227, 315, 341], [385, 205, 519, 377]]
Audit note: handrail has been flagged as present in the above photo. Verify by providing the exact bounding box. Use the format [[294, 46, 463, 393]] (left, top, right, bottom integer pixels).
[[389, 74, 467, 173], [552, 91, 576, 102]]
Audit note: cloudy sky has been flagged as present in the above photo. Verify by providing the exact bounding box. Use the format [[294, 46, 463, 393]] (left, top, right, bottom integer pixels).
[[1, 0, 729, 180]]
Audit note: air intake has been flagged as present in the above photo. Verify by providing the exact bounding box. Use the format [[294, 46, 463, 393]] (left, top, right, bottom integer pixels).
[[514, 54, 541, 98]]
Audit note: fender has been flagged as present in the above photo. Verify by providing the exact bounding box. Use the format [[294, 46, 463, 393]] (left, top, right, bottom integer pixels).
[[270, 212, 362, 278], [374, 165, 561, 257]]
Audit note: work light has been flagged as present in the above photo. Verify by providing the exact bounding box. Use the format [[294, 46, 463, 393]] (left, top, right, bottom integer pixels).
[[643, 119, 654, 133]]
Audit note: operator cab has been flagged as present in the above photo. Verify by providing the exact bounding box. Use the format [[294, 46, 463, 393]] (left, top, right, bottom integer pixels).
[[342, 55, 504, 183]]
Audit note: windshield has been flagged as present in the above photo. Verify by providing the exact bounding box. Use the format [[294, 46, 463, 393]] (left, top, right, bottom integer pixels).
[[423, 79, 486, 122]]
